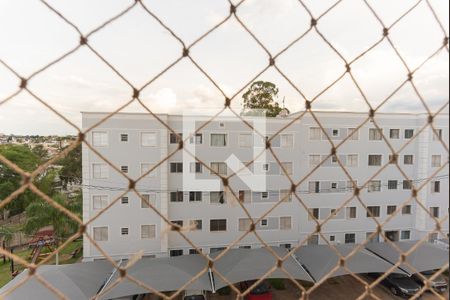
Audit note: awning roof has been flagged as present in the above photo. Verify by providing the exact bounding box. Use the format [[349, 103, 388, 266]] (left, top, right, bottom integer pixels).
[[0, 260, 113, 300], [365, 241, 449, 275], [294, 244, 407, 282], [212, 247, 314, 290], [1, 242, 448, 299], [99, 254, 212, 300]]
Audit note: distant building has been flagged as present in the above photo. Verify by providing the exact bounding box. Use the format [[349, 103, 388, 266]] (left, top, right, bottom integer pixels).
[[81, 111, 449, 261]]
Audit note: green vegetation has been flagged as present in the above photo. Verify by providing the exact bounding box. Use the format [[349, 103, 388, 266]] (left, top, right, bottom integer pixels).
[[0, 142, 83, 287], [268, 278, 286, 290], [242, 81, 285, 117], [0, 240, 83, 287]]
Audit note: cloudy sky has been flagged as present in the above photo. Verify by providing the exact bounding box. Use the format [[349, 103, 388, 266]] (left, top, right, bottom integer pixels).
[[0, 0, 448, 135]]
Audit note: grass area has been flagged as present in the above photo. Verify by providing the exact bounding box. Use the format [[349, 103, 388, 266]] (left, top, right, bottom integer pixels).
[[0, 239, 83, 288]]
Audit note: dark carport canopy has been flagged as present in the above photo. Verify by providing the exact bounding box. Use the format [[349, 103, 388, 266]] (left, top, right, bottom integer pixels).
[[294, 244, 407, 282], [1, 242, 448, 299], [365, 241, 450, 275]]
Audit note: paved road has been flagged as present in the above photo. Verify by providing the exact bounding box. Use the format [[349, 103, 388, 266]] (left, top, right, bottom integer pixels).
[[208, 275, 448, 300]]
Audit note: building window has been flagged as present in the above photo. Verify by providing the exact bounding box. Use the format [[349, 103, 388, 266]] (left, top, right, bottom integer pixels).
[[170, 249, 183, 257], [210, 134, 227, 147], [368, 155, 382, 166], [280, 189, 292, 202], [260, 219, 268, 227], [433, 129, 443, 141], [309, 208, 320, 220], [280, 244, 291, 249], [210, 162, 227, 176], [390, 129, 400, 139], [430, 207, 440, 218], [189, 191, 202, 202], [92, 163, 108, 179], [120, 134, 128, 142], [404, 129, 414, 139], [432, 181, 441, 193], [367, 206, 381, 218], [331, 155, 338, 164], [280, 216, 292, 230], [331, 182, 338, 191], [190, 220, 203, 231], [189, 133, 203, 145], [280, 162, 293, 175], [170, 133, 183, 144], [308, 235, 319, 245], [141, 194, 155, 208], [92, 131, 108, 147], [366, 232, 380, 243], [93, 227, 108, 241], [403, 180, 413, 190], [309, 155, 321, 167], [348, 128, 359, 140], [121, 227, 129, 235], [329, 235, 336, 242], [347, 154, 358, 167], [170, 162, 183, 173], [345, 233, 356, 244], [369, 128, 382, 141], [331, 129, 339, 137], [368, 180, 381, 192], [93, 195, 108, 210], [432, 155, 442, 167], [141, 225, 156, 239], [141, 163, 155, 177], [170, 191, 184, 202], [239, 134, 253, 148], [239, 190, 251, 203], [190, 162, 203, 173], [309, 181, 320, 194], [141, 132, 157, 147], [189, 249, 202, 255], [280, 134, 294, 148], [261, 192, 269, 199], [401, 231, 411, 240], [403, 155, 414, 165], [402, 205, 412, 215], [120, 165, 129, 173], [310, 127, 322, 140], [210, 191, 225, 204], [238, 218, 252, 231], [387, 205, 397, 215], [388, 180, 398, 190], [346, 207, 357, 219], [121, 196, 129, 204], [262, 163, 270, 172], [171, 220, 184, 230], [210, 219, 227, 232]]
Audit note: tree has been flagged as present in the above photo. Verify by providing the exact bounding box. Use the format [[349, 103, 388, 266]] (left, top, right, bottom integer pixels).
[[32, 144, 48, 161], [57, 144, 81, 189], [242, 81, 283, 117], [0, 145, 42, 217], [24, 192, 81, 240]]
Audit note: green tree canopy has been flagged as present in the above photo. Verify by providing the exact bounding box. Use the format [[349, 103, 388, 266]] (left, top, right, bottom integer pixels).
[[24, 192, 81, 240], [242, 81, 284, 117], [56, 144, 81, 189]]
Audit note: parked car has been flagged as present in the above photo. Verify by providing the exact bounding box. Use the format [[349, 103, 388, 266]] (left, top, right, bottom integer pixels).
[[239, 280, 272, 300], [368, 273, 421, 298], [411, 270, 448, 293], [183, 290, 207, 300]]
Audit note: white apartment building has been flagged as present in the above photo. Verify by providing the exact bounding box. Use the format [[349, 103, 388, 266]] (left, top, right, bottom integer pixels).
[[82, 111, 449, 261]]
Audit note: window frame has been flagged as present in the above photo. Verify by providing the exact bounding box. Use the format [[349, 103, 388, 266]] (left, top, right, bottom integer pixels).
[[210, 133, 228, 147], [141, 132, 157, 147], [210, 219, 227, 232], [141, 224, 156, 239], [92, 131, 108, 147]]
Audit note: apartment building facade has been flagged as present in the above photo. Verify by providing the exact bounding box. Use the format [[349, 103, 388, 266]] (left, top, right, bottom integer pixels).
[[82, 111, 449, 261]]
